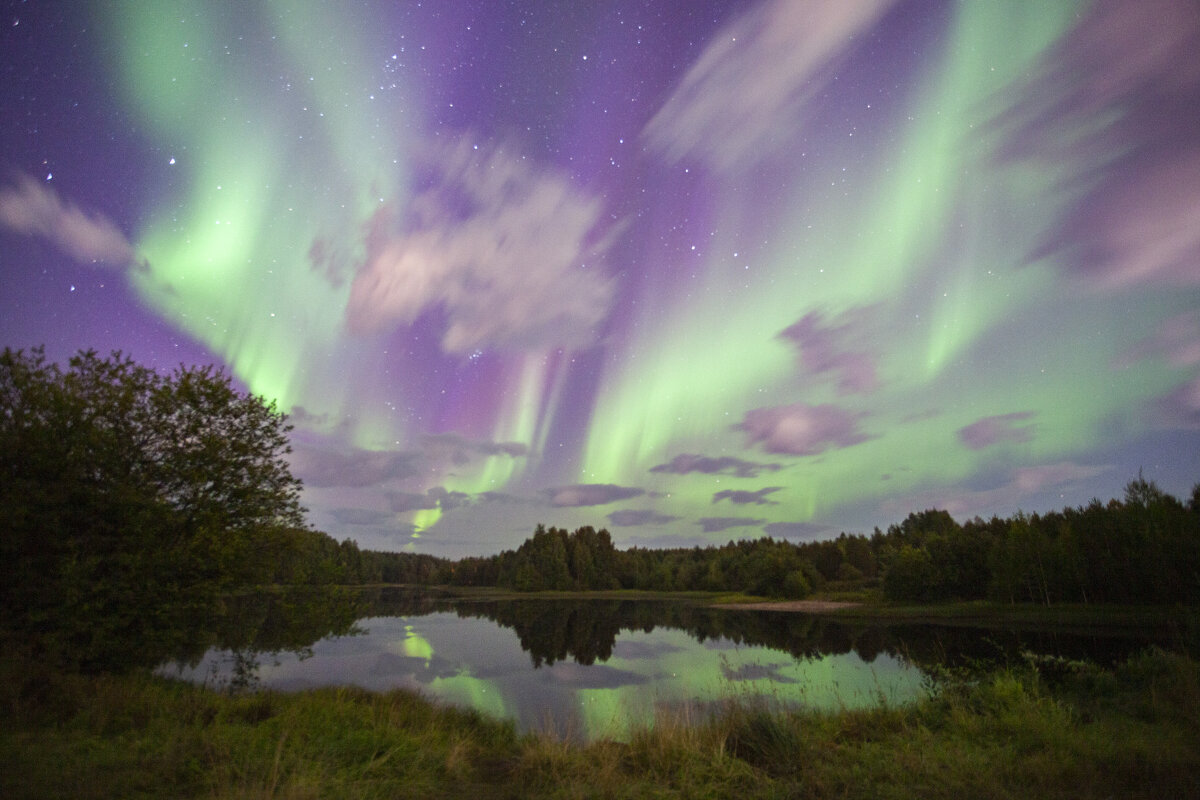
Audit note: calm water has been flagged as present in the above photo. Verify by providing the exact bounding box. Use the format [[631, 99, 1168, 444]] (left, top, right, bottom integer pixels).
[[163, 590, 1171, 741]]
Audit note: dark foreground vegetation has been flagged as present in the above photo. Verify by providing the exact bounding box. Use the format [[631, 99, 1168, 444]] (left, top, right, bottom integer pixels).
[[4, 646, 1199, 799], [0, 347, 372, 672]]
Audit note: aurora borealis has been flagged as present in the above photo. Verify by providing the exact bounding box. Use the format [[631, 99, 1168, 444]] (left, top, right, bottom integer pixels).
[[3, 0, 1198, 557]]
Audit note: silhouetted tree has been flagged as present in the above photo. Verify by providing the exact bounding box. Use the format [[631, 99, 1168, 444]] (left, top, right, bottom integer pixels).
[[1, 347, 307, 671]]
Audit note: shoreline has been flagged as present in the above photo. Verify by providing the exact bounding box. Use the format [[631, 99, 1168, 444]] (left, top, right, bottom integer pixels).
[[716, 599, 864, 613]]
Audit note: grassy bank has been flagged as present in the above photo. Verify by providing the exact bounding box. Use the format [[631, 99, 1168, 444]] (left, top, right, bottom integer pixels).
[[807, 591, 1200, 638], [3, 648, 1199, 799], [405, 584, 772, 605]]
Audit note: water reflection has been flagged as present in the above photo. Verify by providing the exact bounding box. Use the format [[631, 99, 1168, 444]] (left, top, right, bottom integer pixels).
[[164, 589, 1178, 740]]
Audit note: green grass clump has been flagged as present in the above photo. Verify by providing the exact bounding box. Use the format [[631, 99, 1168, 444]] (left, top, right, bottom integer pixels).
[[0, 663, 522, 800], [3, 649, 1199, 799]]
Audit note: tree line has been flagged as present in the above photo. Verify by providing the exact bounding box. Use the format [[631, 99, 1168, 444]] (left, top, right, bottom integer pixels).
[[878, 477, 1200, 604], [209, 474, 1200, 610], [395, 476, 1200, 606]]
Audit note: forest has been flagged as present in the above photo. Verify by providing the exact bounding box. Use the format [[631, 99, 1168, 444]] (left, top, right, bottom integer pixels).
[[370, 473, 1200, 607]]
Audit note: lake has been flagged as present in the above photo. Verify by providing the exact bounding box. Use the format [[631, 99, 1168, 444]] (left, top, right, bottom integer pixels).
[[162, 589, 1175, 741]]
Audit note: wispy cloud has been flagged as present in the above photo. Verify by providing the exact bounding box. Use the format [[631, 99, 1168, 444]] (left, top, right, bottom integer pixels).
[[387, 491, 439, 513], [1010, 462, 1111, 494], [477, 491, 532, 505], [289, 445, 419, 488], [713, 487, 782, 506], [419, 432, 528, 465], [737, 403, 872, 456], [1156, 378, 1200, 428], [344, 137, 618, 352], [698, 516, 768, 534], [957, 411, 1036, 451], [1116, 312, 1200, 427], [649, 453, 783, 478], [778, 306, 881, 394], [543, 483, 645, 507], [388, 486, 472, 513], [289, 427, 522, 491], [1005, 0, 1200, 288], [644, 0, 896, 172], [0, 173, 136, 265], [428, 486, 472, 511], [881, 461, 1112, 519], [1115, 312, 1200, 369], [607, 509, 681, 527]]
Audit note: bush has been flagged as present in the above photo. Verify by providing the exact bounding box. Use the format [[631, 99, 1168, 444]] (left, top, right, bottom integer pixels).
[[1, 347, 306, 671]]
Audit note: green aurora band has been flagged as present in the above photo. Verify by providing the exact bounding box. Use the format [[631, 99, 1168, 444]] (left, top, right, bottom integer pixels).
[[90, 0, 1196, 544], [581, 1, 1184, 532]]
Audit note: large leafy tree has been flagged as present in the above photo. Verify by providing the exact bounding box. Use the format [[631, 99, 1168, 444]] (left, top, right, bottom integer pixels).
[[0, 347, 306, 670]]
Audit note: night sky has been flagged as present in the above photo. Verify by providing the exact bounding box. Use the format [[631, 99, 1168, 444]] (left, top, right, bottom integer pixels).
[[3, 0, 1198, 558]]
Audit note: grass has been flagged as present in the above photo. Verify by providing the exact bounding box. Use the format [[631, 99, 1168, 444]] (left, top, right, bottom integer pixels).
[[820, 597, 1200, 634], [3, 648, 1199, 799]]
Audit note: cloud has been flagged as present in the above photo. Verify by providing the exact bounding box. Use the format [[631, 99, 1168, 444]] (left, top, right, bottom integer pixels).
[[288, 428, 522, 494], [1032, 151, 1200, 288], [329, 508, 395, 526], [697, 516, 768, 533], [778, 306, 881, 394], [737, 403, 872, 456], [649, 453, 783, 478], [307, 235, 353, 289], [881, 461, 1112, 519], [428, 486, 472, 511], [388, 486, 473, 513], [288, 406, 333, 428], [1003, 0, 1200, 288], [1116, 314, 1200, 426], [1155, 377, 1200, 428], [607, 509, 681, 527], [609, 510, 686, 527], [0, 173, 136, 265], [543, 483, 645, 507], [644, 0, 896, 172], [1116, 312, 1200, 369], [387, 491, 439, 513], [420, 432, 528, 465], [1009, 462, 1112, 494], [713, 487, 782, 506], [289, 445, 420, 488], [957, 412, 1036, 450], [477, 491, 530, 505], [763, 522, 828, 540], [344, 137, 618, 352]]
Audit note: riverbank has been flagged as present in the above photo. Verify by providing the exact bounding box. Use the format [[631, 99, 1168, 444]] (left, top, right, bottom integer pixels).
[[770, 594, 1200, 636], [717, 599, 864, 613], [3, 647, 1198, 799], [377, 583, 1200, 637]]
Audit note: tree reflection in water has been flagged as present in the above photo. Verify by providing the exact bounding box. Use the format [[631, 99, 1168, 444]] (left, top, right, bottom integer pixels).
[[163, 588, 365, 691], [165, 587, 1184, 732]]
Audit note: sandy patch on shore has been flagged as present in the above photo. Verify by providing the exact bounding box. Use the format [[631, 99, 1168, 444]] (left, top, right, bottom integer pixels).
[[717, 600, 862, 613]]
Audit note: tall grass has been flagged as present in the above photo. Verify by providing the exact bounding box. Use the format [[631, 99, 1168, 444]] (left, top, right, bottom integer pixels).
[[3, 648, 1198, 799]]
